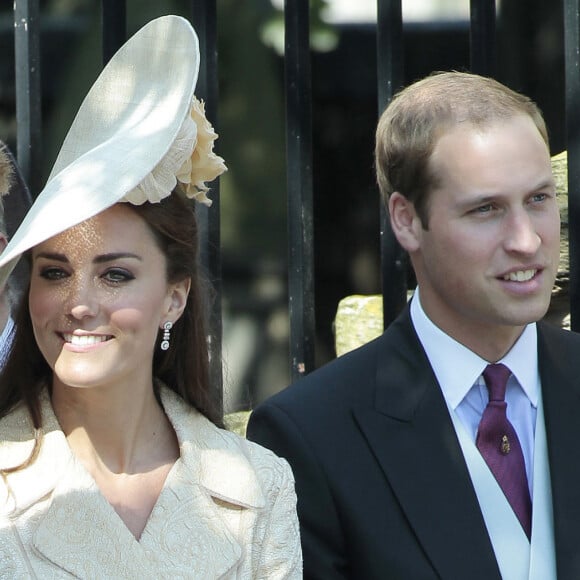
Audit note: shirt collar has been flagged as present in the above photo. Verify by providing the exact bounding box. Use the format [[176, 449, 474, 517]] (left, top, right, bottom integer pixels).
[[410, 287, 539, 410]]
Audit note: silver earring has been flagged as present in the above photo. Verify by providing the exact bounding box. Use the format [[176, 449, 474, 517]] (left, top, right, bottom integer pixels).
[[160, 321, 173, 351]]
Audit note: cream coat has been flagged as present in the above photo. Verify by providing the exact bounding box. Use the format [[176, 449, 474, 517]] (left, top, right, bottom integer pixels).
[[0, 387, 302, 579]]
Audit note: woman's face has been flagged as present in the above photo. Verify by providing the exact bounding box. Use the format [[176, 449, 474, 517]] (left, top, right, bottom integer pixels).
[[29, 203, 189, 392]]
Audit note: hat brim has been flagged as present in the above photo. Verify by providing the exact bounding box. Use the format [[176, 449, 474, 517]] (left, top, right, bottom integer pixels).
[[0, 15, 199, 288]]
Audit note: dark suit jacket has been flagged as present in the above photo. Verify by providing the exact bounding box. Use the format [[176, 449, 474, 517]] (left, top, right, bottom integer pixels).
[[247, 306, 580, 579]]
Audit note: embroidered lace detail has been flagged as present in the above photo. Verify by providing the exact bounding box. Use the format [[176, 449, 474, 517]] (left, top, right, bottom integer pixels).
[[245, 442, 303, 579], [0, 391, 302, 578]]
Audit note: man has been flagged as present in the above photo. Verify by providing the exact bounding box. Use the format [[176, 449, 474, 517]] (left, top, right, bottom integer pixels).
[[247, 72, 580, 579]]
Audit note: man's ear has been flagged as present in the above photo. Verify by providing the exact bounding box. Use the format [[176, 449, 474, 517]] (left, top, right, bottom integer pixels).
[[163, 277, 191, 325], [0, 234, 8, 253], [388, 192, 423, 253]]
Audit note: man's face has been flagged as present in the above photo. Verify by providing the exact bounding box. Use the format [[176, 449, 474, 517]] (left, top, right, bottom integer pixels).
[[409, 115, 560, 351]]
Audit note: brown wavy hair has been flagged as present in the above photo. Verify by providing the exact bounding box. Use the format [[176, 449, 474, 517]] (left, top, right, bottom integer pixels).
[[375, 71, 549, 228]]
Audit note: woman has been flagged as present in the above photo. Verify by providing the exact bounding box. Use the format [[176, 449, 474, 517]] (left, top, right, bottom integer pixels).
[[0, 15, 301, 578]]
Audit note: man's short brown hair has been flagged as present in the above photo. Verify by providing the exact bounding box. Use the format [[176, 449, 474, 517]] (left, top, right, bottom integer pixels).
[[375, 71, 549, 228]]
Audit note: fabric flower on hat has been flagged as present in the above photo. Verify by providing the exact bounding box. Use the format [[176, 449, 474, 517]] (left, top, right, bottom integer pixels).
[[177, 97, 227, 207], [124, 96, 227, 206]]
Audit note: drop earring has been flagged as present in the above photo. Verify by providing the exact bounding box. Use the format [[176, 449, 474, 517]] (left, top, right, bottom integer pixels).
[[160, 321, 173, 351]]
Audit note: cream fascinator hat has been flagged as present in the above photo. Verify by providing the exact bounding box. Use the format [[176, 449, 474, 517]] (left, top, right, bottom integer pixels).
[[0, 15, 226, 288]]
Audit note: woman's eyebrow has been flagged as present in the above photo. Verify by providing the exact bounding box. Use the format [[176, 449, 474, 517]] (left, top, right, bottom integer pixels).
[[33, 252, 68, 263], [93, 252, 142, 264], [32, 252, 143, 264]]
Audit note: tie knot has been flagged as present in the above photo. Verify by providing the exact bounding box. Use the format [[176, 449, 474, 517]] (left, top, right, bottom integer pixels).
[[482, 363, 511, 401]]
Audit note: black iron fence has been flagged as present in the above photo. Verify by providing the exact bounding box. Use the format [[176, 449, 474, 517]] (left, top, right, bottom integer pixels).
[[9, 0, 580, 406]]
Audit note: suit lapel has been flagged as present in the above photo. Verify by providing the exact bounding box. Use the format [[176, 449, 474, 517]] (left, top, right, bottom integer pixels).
[[353, 309, 501, 580], [538, 322, 580, 580]]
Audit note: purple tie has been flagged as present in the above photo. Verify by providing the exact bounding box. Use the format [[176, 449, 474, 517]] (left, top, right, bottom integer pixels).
[[476, 363, 532, 539]]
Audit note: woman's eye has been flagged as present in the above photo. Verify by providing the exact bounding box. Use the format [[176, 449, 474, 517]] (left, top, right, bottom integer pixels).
[[103, 268, 135, 283], [39, 267, 68, 281]]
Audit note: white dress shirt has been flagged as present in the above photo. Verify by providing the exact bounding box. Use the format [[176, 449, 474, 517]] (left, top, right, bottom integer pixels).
[[410, 288, 539, 495]]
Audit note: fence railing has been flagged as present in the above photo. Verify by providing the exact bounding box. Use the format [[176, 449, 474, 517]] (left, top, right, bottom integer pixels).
[[11, 0, 580, 408]]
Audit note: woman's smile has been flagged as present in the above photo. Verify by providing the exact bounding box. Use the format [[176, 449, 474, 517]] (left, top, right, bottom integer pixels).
[[61, 333, 114, 348]]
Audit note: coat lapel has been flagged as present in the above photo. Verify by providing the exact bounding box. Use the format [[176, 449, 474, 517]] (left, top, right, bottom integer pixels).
[[1, 388, 265, 578], [353, 309, 501, 580], [537, 322, 580, 580], [32, 458, 245, 578]]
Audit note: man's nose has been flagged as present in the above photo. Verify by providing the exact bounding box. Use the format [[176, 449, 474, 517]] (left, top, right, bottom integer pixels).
[[503, 210, 541, 255]]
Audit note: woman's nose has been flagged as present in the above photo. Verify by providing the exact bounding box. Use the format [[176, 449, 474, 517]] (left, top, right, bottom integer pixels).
[[66, 280, 99, 319]]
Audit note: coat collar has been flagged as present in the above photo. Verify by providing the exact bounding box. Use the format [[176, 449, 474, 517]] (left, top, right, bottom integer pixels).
[[161, 386, 266, 509], [0, 387, 265, 577]]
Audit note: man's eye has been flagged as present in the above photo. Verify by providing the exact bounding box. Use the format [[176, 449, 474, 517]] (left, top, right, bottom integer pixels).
[[530, 193, 547, 203], [103, 268, 135, 283], [474, 204, 493, 214], [39, 267, 67, 281]]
